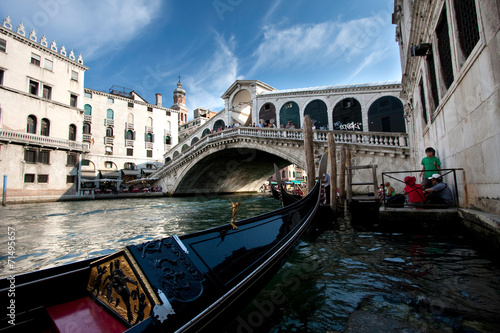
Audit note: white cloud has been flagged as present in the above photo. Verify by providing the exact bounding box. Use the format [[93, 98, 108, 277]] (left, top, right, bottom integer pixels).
[[184, 33, 242, 114], [1, 0, 162, 61], [248, 13, 392, 76]]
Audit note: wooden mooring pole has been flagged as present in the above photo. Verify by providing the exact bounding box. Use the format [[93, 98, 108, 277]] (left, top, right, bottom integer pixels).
[[339, 146, 346, 209], [327, 133, 337, 214], [303, 115, 315, 193]]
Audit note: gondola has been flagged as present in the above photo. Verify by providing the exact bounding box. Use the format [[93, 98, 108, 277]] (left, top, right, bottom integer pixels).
[[0, 155, 327, 333]]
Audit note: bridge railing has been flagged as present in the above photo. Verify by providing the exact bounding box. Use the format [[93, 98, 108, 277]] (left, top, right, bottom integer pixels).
[[163, 127, 408, 168]]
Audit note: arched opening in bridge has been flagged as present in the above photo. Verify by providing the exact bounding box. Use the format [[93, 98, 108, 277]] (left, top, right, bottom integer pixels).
[[368, 96, 405, 132], [173, 151, 180, 158], [259, 102, 276, 127], [332, 98, 363, 131], [231, 89, 252, 126], [213, 119, 225, 132], [202, 128, 211, 137], [304, 99, 328, 130], [165, 157, 171, 163], [191, 137, 199, 145], [181, 144, 189, 152], [280, 101, 300, 129]]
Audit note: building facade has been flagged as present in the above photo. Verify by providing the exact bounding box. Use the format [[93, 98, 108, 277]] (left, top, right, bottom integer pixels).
[[81, 87, 179, 193], [178, 108, 217, 142], [0, 17, 89, 199], [393, 0, 500, 213]]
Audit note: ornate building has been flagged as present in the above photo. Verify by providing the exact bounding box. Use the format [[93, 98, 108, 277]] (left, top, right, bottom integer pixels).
[[393, 0, 500, 213], [170, 77, 189, 125]]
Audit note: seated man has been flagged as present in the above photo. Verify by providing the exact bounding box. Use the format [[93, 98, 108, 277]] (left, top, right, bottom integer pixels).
[[424, 174, 453, 206], [384, 182, 396, 201]]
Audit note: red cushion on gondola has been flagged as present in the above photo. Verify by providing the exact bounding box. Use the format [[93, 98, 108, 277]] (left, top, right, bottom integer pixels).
[[47, 296, 128, 333]]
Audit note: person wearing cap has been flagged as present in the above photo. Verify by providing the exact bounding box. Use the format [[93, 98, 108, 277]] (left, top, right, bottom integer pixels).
[[424, 174, 453, 206]]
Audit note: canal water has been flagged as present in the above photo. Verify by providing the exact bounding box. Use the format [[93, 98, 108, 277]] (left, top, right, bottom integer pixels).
[[1, 195, 500, 332]]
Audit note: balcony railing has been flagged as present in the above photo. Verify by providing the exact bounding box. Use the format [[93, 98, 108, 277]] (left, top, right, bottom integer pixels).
[[145, 126, 153, 133], [104, 137, 114, 145], [83, 134, 92, 142], [126, 122, 134, 130], [105, 119, 114, 127], [145, 142, 154, 149], [125, 140, 134, 147], [84, 115, 92, 123], [0, 129, 90, 152]]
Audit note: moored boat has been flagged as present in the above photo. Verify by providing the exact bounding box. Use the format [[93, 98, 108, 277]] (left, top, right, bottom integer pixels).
[[0, 155, 327, 333]]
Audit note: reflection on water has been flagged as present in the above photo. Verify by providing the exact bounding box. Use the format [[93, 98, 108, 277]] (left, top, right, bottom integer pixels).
[[1, 196, 500, 332]]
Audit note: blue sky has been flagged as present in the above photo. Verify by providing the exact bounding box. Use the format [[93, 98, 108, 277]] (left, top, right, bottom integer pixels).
[[1, 0, 401, 119]]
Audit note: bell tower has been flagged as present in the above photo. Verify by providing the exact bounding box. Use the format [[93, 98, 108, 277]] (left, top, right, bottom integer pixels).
[[171, 76, 189, 125]]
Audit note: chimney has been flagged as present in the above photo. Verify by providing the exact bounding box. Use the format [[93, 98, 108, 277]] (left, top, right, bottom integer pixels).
[[156, 93, 162, 107]]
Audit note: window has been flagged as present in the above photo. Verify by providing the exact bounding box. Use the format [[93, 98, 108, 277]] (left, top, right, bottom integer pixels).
[[29, 80, 39, 95], [147, 150, 153, 158], [24, 174, 35, 183], [419, 79, 428, 125], [41, 118, 50, 136], [37, 174, 49, 183], [81, 159, 90, 166], [126, 130, 135, 140], [68, 124, 76, 141], [128, 102, 134, 108], [106, 109, 114, 119], [127, 148, 133, 156], [30, 53, 41, 66], [24, 149, 37, 163], [165, 136, 171, 145], [105, 146, 113, 155], [105, 161, 113, 168], [71, 70, 78, 81], [66, 175, 76, 183], [106, 127, 113, 137], [0, 69, 4, 85], [84, 104, 92, 115], [39, 150, 50, 164], [147, 106, 153, 112], [27, 115, 37, 134], [426, 53, 440, 113], [0, 38, 6, 52], [145, 133, 153, 142], [44, 59, 53, 71], [436, 7, 454, 89], [107, 97, 114, 103], [42, 85, 52, 99], [83, 123, 91, 134], [84, 91, 92, 98], [454, 0, 480, 59], [70, 94, 78, 107], [67, 153, 78, 166]]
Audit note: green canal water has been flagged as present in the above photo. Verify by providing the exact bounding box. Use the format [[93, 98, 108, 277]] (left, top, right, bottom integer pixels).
[[1, 195, 499, 332]]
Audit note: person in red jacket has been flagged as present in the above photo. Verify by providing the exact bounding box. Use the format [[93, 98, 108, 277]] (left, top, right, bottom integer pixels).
[[403, 176, 425, 204]]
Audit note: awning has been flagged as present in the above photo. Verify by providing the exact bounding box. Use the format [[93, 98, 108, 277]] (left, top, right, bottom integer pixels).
[[291, 180, 303, 184], [99, 171, 120, 179], [127, 178, 159, 185], [81, 170, 97, 180], [121, 169, 140, 176], [141, 168, 156, 175]]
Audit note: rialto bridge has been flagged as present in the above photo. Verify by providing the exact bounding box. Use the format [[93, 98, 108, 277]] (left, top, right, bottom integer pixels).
[[150, 80, 412, 195]]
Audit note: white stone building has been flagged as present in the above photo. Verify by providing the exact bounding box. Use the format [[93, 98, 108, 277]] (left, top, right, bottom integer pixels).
[[0, 17, 89, 200], [81, 87, 179, 193], [393, 0, 500, 213]]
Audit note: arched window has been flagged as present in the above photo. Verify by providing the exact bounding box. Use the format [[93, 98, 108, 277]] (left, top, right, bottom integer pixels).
[[368, 96, 405, 132], [332, 98, 363, 131], [304, 100, 328, 129], [106, 109, 114, 119], [106, 127, 113, 137], [128, 113, 134, 124], [202, 128, 211, 137], [68, 124, 77, 141], [213, 120, 225, 131], [145, 133, 153, 142], [126, 130, 134, 140], [83, 123, 91, 134], [84, 104, 92, 115], [41, 118, 50, 136], [165, 135, 171, 145], [147, 117, 153, 127], [27, 115, 37, 134], [259, 103, 276, 127], [279, 101, 300, 129]]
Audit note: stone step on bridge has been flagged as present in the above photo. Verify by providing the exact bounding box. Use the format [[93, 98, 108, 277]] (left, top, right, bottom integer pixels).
[[151, 127, 411, 195]]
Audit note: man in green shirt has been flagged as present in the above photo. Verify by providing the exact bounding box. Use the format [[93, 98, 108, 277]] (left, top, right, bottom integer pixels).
[[420, 147, 441, 189]]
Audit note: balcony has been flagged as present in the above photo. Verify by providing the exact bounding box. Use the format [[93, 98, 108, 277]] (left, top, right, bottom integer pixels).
[[0, 129, 90, 152], [145, 142, 154, 149], [104, 137, 114, 145], [84, 115, 92, 123], [83, 134, 92, 142], [126, 122, 134, 130], [104, 119, 114, 127], [145, 126, 153, 133], [125, 140, 134, 147]]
